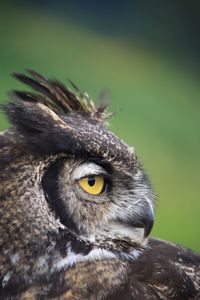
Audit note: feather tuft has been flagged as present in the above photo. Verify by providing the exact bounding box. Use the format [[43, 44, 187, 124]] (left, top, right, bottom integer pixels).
[[11, 70, 111, 123]]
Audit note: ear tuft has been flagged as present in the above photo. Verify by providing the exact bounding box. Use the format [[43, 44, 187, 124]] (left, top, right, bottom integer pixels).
[[3, 71, 130, 163], [10, 70, 110, 122]]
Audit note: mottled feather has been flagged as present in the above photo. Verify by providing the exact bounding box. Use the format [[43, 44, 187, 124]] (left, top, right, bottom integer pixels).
[[0, 71, 199, 300]]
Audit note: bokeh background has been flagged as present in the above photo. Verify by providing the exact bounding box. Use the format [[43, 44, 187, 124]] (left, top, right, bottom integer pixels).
[[0, 1, 200, 251]]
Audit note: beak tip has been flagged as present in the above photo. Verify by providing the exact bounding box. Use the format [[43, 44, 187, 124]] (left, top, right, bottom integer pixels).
[[143, 218, 154, 238]]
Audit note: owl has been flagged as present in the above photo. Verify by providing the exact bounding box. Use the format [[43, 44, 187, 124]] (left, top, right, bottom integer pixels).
[[0, 70, 199, 300]]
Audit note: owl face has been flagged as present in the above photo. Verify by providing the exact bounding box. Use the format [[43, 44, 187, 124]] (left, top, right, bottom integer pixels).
[[42, 154, 154, 246]]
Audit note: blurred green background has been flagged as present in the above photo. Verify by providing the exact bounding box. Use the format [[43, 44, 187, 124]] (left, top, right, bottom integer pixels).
[[0, 1, 199, 251]]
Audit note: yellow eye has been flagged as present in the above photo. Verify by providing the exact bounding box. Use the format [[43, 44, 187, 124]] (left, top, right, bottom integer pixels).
[[79, 175, 105, 195]]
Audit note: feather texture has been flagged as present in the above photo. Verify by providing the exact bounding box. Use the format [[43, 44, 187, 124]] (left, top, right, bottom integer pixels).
[[11, 70, 111, 122], [0, 71, 199, 300]]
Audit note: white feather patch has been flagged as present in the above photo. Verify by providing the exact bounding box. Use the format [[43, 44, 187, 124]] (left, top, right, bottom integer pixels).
[[51, 245, 141, 273], [72, 163, 107, 181]]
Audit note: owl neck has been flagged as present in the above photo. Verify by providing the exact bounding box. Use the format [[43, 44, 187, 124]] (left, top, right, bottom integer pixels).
[[0, 226, 146, 293], [48, 227, 146, 274]]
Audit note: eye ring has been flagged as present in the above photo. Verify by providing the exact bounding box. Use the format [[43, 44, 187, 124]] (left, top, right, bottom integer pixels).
[[79, 175, 106, 195]]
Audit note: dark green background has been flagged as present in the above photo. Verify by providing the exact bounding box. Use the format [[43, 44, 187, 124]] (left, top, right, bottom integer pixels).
[[0, 2, 199, 251]]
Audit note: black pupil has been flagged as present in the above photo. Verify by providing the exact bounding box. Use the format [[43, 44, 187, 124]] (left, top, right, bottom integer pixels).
[[88, 176, 96, 187]]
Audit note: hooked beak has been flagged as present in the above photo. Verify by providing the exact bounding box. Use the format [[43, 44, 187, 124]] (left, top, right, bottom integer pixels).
[[117, 206, 154, 238], [141, 208, 154, 238]]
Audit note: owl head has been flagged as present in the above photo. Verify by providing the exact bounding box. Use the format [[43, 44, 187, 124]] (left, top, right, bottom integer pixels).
[[0, 71, 155, 285]]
